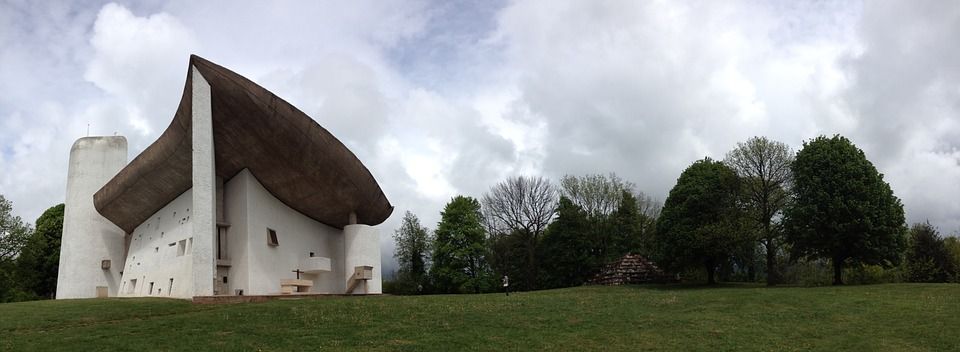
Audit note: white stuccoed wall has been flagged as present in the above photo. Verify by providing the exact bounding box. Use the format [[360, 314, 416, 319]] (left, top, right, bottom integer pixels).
[[117, 189, 195, 298], [57, 136, 128, 299], [344, 224, 382, 294], [191, 66, 216, 297], [223, 172, 250, 294], [111, 169, 385, 298], [227, 169, 347, 295]]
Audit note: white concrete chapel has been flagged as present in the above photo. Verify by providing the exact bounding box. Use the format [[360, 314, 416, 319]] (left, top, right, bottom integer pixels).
[[56, 55, 393, 299]]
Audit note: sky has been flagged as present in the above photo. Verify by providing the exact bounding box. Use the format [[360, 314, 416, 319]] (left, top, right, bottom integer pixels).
[[1, 0, 958, 272]]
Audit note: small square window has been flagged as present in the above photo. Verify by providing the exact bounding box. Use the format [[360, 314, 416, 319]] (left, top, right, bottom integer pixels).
[[267, 228, 279, 246]]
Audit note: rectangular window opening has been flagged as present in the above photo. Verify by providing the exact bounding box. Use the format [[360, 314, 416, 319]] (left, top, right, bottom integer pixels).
[[217, 226, 228, 260], [148, 282, 154, 295], [267, 228, 279, 246], [168, 278, 174, 296], [177, 240, 186, 257]]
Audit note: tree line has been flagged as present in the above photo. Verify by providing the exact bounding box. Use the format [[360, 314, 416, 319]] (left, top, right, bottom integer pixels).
[[389, 134, 960, 294], [0, 134, 956, 302], [0, 196, 63, 302]]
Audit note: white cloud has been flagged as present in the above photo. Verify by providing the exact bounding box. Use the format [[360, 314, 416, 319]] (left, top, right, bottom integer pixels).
[[1, 0, 959, 277], [84, 2, 198, 140]]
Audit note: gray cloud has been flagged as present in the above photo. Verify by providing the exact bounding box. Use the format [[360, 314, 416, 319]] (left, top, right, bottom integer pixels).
[[486, 0, 959, 233], [1, 1, 958, 278], [842, 1, 960, 232]]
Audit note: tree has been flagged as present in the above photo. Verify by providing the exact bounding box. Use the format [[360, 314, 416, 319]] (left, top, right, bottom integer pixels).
[[560, 173, 634, 217], [560, 173, 639, 262], [655, 158, 747, 284], [612, 190, 643, 256], [627, 191, 662, 256], [0, 195, 32, 302], [725, 136, 793, 285], [905, 222, 955, 283], [784, 135, 907, 285], [392, 211, 431, 294], [538, 197, 596, 288], [481, 176, 557, 290], [946, 237, 960, 282], [16, 204, 65, 299], [430, 196, 492, 294]]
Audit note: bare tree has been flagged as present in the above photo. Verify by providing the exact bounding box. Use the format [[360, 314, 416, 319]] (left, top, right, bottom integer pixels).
[[482, 176, 558, 238], [482, 176, 557, 290], [725, 136, 793, 285]]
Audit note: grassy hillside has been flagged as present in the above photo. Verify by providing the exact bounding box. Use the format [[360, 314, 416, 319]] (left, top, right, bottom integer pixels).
[[1, 284, 958, 351]]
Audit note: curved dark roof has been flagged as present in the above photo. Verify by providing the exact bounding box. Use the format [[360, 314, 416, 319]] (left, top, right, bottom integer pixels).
[[94, 55, 393, 233]]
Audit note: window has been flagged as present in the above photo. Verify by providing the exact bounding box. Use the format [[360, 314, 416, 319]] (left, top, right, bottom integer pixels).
[[267, 228, 279, 246], [217, 226, 228, 260], [168, 278, 174, 296], [148, 282, 155, 295], [129, 279, 138, 294], [177, 240, 186, 256]]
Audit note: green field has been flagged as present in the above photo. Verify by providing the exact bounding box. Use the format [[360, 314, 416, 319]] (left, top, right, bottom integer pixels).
[[1, 284, 958, 351]]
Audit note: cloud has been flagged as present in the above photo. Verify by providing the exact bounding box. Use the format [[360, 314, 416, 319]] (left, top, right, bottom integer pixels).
[[84, 2, 198, 140], [488, 1, 848, 199], [1, 0, 959, 279], [842, 1, 960, 232], [484, 0, 959, 232]]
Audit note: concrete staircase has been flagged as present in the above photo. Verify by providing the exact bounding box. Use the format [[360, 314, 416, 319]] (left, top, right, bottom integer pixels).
[[346, 265, 373, 294]]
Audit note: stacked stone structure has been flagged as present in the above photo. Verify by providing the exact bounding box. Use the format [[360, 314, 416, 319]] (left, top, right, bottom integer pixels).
[[589, 253, 675, 285]]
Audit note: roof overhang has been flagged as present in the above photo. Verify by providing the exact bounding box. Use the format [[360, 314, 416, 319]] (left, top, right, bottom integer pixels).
[[93, 55, 393, 233]]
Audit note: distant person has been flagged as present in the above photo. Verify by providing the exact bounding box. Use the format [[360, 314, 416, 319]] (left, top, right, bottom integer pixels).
[[502, 275, 510, 296]]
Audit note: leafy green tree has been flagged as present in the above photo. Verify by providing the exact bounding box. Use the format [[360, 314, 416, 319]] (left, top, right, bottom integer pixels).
[[1, 195, 32, 302], [725, 136, 793, 285], [784, 135, 907, 285], [655, 158, 747, 284], [560, 173, 634, 217], [905, 222, 955, 283], [945, 237, 960, 282], [612, 190, 643, 256], [559, 173, 643, 264], [430, 196, 492, 294], [15, 204, 64, 299], [487, 229, 528, 290], [538, 197, 596, 288], [392, 211, 432, 294]]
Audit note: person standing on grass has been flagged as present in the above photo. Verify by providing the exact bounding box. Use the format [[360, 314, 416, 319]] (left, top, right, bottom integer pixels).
[[503, 275, 510, 296]]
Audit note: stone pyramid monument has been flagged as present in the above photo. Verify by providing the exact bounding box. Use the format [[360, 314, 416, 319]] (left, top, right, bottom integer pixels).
[[589, 253, 675, 285]]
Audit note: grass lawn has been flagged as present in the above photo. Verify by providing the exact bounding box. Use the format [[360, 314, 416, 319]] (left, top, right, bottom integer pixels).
[[1, 283, 958, 351]]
